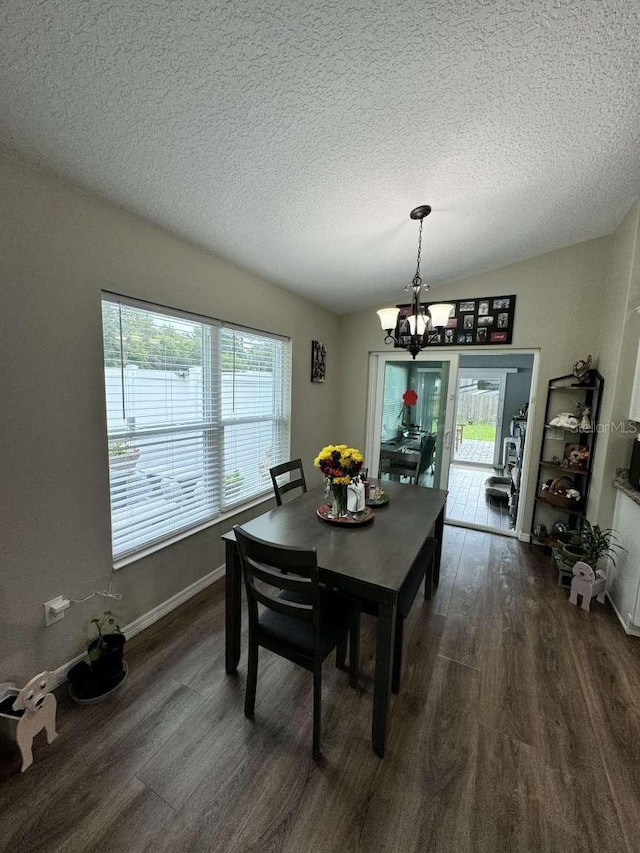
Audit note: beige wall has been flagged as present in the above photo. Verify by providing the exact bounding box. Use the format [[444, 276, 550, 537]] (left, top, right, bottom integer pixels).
[[589, 202, 640, 528], [337, 236, 612, 535], [0, 156, 340, 680]]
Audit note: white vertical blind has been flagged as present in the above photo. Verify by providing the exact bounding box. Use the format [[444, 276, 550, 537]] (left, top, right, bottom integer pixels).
[[102, 295, 291, 560], [381, 363, 409, 439]]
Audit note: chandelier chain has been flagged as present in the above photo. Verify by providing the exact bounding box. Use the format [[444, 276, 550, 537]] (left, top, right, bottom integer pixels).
[[414, 217, 423, 284]]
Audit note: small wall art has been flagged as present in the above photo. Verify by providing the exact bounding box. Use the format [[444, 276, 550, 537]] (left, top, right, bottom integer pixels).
[[311, 340, 326, 382], [393, 295, 516, 348]]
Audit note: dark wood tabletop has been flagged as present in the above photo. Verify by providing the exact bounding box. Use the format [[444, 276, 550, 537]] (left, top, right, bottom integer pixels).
[[222, 479, 447, 756]]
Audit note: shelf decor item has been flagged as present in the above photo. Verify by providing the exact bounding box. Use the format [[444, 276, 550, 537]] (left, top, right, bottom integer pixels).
[[313, 444, 364, 518], [541, 476, 582, 509], [564, 443, 590, 470], [572, 354, 593, 385], [531, 367, 604, 549]]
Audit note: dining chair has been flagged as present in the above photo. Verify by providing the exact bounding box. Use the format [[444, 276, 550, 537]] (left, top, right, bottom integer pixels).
[[392, 536, 437, 694], [269, 458, 307, 506], [359, 535, 437, 694], [379, 449, 421, 484], [233, 525, 360, 760], [418, 433, 437, 477]]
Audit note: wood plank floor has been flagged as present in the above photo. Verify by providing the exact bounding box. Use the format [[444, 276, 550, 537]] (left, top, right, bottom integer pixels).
[[2, 527, 640, 852]]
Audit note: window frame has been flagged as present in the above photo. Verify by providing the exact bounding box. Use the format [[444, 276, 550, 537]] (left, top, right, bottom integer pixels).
[[102, 292, 291, 564]]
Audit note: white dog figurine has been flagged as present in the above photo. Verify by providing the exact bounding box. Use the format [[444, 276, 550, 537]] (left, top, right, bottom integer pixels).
[[549, 412, 580, 430], [4, 671, 58, 771], [569, 561, 606, 612]]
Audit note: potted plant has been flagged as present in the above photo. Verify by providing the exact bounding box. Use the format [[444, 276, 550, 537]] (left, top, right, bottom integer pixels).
[[579, 520, 624, 573], [67, 611, 127, 703], [558, 531, 588, 567]]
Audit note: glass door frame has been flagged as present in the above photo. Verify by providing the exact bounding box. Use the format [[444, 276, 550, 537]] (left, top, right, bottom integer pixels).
[[452, 367, 510, 469], [365, 351, 460, 491]]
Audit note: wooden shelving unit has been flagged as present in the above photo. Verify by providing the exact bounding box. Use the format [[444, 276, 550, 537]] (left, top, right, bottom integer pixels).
[[531, 369, 604, 546]]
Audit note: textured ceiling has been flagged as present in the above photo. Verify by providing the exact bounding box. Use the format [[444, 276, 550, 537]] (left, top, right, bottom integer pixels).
[[1, 1, 639, 314]]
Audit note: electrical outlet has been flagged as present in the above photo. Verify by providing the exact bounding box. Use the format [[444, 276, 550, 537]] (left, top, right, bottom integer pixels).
[[44, 596, 70, 626]]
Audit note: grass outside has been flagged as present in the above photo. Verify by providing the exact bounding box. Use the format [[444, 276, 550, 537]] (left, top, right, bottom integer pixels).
[[460, 422, 496, 442]]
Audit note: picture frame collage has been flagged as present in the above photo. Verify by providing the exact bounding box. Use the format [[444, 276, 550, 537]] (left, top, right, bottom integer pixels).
[[393, 295, 516, 348]]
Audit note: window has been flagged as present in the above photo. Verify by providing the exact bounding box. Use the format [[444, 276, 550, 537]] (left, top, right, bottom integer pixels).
[[102, 294, 291, 561]]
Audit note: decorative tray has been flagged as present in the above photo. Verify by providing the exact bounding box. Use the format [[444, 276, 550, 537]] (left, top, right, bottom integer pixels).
[[366, 491, 389, 507], [316, 505, 375, 526]]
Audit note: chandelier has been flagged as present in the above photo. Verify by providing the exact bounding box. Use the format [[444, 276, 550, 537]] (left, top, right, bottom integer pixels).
[[377, 205, 454, 359]]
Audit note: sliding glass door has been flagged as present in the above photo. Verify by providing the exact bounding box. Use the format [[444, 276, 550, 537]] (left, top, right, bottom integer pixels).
[[366, 352, 459, 490]]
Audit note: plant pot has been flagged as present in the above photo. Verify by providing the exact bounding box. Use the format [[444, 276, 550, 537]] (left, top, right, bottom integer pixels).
[[560, 544, 587, 567], [89, 633, 125, 677], [68, 634, 126, 702]]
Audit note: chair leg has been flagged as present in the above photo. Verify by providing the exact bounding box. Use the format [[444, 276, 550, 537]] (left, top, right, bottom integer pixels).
[[424, 558, 433, 600], [425, 547, 437, 600], [336, 635, 347, 671], [349, 616, 360, 689], [313, 663, 322, 760], [244, 641, 258, 718], [391, 615, 404, 695]]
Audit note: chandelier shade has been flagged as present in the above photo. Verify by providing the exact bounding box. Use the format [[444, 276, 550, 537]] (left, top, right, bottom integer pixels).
[[427, 303, 455, 328]]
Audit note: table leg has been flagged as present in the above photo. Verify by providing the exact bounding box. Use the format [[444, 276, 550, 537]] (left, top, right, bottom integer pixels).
[[433, 506, 445, 588], [225, 539, 242, 674], [372, 594, 396, 758]]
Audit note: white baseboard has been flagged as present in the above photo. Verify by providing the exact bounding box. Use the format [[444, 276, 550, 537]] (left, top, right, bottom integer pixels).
[[606, 592, 640, 637], [518, 532, 531, 543], [50, 564, 225, 690]]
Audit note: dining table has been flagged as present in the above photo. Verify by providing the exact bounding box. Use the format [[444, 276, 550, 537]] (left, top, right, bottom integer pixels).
[[221, 479, 447, 757]]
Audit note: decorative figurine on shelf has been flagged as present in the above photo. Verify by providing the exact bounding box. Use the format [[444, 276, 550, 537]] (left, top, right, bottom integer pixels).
[[551, 521, 568, 537], [579, 406, 592, 432], [565, 444, 590, 469], [549, 412, 580, 430], [572, 354, 593, 385]]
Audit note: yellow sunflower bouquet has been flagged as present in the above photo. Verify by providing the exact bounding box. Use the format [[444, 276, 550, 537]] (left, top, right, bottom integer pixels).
[[314, 444, 364, 516]]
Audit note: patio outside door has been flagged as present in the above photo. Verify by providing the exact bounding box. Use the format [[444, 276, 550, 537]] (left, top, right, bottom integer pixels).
[[366, 352, 458, 491]]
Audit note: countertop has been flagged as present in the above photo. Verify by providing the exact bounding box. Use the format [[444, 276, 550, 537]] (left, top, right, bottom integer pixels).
[[612, 468, 640, 507]]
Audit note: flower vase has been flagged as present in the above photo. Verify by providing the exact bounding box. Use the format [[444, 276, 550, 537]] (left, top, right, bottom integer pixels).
[[331, 482, 348, 518]]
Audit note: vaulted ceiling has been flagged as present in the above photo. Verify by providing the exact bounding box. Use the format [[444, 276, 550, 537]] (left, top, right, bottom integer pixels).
[[1, 1, 639, 313]]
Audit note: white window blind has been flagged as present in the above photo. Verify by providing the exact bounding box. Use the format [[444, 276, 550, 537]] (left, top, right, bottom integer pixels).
[[102, 295, 291, 560]]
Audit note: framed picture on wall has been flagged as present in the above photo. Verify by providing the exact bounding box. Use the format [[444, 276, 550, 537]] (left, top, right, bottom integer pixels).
[[311, 340, 326, 382], [392, 294, 516, 348]]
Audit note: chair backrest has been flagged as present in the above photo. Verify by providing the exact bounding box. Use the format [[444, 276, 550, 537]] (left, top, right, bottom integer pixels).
[[233, 525, 320, 641], [419, 433, 437, 476], [379, 450, 421, 482], [269, 458, 307, 506]]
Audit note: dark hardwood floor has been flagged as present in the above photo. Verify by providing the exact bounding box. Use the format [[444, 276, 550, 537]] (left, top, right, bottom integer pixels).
[[2, 527, 640, 852]]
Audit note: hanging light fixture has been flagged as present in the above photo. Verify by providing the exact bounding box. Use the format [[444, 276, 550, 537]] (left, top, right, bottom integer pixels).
[[377, 205, 455, 359]]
